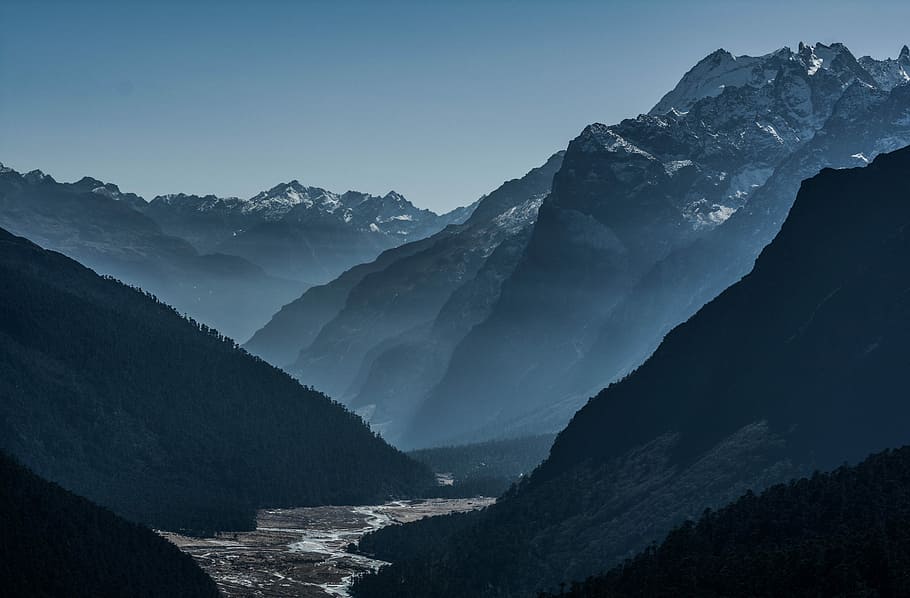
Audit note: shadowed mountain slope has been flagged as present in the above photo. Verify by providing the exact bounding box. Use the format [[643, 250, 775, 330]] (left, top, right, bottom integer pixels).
[[351, 143, 910, 597], [0, 227, 433, 533]]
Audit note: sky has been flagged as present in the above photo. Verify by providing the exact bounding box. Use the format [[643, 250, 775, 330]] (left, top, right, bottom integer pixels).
[[2, 1, 910, 213]]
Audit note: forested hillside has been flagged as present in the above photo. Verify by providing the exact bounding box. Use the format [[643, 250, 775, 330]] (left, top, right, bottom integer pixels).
[[544, 446, 910, 597], [410, 434, 555, 497], [0, 227, 434, 533], [351, 143, 910, 597], [0, 452, 219, 597]]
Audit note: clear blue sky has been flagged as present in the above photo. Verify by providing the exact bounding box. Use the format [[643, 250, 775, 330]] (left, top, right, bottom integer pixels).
[[2, 0, 909, 212]]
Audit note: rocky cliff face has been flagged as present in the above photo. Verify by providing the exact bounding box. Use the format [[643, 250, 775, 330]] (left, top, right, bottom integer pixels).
[[350, 139, 910, 598], [403, 42, 910, 448]]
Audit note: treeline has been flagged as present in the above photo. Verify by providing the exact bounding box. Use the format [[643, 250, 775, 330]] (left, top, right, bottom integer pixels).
[[542, 445, 910, 597], [0, 228, 434, 533], [0, 451, 219, 597], [409, 434, 555, 498]]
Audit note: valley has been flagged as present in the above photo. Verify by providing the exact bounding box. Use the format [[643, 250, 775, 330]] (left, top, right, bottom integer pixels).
[[4, 5, 910, 596], [161, 498, 494, 597]]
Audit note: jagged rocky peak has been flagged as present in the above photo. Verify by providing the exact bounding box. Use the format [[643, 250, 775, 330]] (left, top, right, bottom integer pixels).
[[246, 180, 342, 218], [23, 169, 54, 184], [150, 192, 244, 212], [651, 42, 885, 117], [553, 41, 910, 239], [795, 41, 875, 87], [859, 44, 910, 91], [649, 47, 766, 115], [575, 122, 655, 158]]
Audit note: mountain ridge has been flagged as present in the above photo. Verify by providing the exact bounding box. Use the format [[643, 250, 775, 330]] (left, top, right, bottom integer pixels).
[[402, 41, 910, 447], [349, 139, 910, 598], [0, 225, 434, 532]]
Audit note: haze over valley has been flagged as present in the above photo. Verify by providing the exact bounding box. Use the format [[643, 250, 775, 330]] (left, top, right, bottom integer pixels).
[[4, 2, 910, 596]]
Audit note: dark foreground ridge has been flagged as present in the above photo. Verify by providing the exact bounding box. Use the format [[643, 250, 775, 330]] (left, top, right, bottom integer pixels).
[[0, 227, 434, 533], [543, 445, 910, 597], [0, 451, 219, 598]]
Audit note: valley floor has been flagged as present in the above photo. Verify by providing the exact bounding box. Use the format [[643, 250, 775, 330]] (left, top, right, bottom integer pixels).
[[161, 498, 493, 597]]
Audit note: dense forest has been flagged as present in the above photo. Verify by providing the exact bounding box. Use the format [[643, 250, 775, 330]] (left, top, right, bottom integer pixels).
[[0, 451, 219, 597], [543, 446, 910, 597], [350, 143, 910, 596], [410, 434, 555, 497], [0, 227, 434, 533]]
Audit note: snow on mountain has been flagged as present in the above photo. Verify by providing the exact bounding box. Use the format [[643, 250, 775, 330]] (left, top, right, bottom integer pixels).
[[242, 181, 342, 219], [652, 42, 877, 118], [859, 45, 910, 91], [150, 181, 467, 242], [400, 40, 910, 449], [650, 49, 767, 115]]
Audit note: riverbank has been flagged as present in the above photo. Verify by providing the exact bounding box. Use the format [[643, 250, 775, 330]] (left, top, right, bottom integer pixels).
[[161, 497, 494, 597]]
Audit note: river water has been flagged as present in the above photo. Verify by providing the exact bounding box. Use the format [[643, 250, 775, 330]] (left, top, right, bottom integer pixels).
[[161, 497, 494, 597]]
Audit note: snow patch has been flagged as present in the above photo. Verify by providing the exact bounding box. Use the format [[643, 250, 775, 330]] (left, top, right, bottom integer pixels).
[[664, 159, 694, 175]]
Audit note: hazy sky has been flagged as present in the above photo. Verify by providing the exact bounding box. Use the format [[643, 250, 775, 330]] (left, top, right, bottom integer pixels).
[[2, 0, 910, 212]]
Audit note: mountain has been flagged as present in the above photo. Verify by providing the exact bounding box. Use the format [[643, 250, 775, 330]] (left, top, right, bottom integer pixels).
[[402, 42, 910, 448], [145, 182, 474, 284], [859, 44, 910, 90], [0, 165, 304, 341], [0, 452, 219, 598], [349, 143, 910, 596], [546, 45, 910, 443], [0, 226, 434, 533], [545, 446, 910, 598], [407, 434, 556, 498], [245, 152, 564, 442], [0, 165, 471, 343]]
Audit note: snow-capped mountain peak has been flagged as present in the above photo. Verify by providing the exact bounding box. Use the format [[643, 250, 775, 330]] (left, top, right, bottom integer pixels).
[[578, 123, 655, 159], [650, 48, 764, 115], [794, 41, 871, 86], [652, 42, 883, 117], [859, 44, 910, 91], [23, 169, 54, 184], [245, 181, 342, 219]]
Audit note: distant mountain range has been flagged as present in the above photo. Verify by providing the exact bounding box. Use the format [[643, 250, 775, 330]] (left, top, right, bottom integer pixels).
[[245, 151, 564, 441], [0, 226, 433, 532], [245, 42, 910, 449], [349, 142, 910, 597], [144, 182, 474, 284], [0, 165, 472, 341]]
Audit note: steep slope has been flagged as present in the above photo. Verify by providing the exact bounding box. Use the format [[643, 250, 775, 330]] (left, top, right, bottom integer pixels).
[[146, 182, 473, 284], [351, 144, 910, 597], [546, 446, 910, 598], [0, 227, 434, 533], [281, 154, 564, 438], [404, 42, 910, 448], [558, 66, 910, 428], [0, 166, 303, 341], [244, 231, 448, 368], [859, 44, 910, 90], [246, 153, 562, 436], [243, 232, 446, 367], [0, 452, 219, 598]]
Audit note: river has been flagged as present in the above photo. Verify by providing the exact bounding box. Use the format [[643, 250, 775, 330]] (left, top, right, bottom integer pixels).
[[161, 497, 494, 597]]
